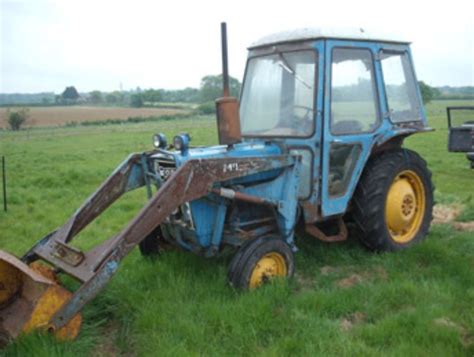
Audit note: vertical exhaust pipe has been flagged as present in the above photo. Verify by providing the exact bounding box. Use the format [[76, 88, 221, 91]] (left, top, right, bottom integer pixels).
[[215, 22, 242, 146], [221, 22, 230, 98]]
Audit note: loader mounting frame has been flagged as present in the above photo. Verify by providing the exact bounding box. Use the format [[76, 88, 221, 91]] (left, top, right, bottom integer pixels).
[[1, 153, 296, 338]]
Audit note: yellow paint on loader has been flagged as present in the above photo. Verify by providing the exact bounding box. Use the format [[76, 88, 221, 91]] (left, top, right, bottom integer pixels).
[[0, 251, 81, 346]]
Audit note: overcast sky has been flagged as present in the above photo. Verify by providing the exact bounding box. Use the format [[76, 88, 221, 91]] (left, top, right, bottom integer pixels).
[[1, 0, 473, 93]]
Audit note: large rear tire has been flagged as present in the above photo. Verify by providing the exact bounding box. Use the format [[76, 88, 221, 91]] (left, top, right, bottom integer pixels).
[[352, 148, 433, 251]]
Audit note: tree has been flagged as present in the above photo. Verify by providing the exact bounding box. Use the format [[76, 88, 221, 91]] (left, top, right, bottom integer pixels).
[[199, 74, 241, 102], [142, 89, 163, 103], [6, 108, 29, 130], [89, 90, 103, 104], [105, 93, 117, 104], [418, 81, 439, 105], [61, 86, 80, 104], [130, 93, 143, 108]]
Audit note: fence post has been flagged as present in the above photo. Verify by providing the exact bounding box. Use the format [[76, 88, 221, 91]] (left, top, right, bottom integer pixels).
[[2, 156, 6, 212]]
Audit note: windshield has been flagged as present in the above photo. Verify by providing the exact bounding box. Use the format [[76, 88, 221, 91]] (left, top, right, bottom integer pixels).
[[240, 50, 317, 137]]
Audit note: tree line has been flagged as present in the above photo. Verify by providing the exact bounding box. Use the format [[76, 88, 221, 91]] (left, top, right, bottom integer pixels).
[[3, 80, 472, 108], [0, 75, 241, 108]]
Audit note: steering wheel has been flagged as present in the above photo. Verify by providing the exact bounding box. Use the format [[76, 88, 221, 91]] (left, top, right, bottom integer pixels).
[[293, 105, 314, 121]]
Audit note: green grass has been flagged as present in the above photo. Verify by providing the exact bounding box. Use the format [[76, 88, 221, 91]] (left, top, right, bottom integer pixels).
[[0, 101, 473, 356]]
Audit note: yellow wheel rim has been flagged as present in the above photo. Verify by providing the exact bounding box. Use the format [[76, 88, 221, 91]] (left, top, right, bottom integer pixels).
[[249, 252, 287, 289], [385, 170, 426, 243]]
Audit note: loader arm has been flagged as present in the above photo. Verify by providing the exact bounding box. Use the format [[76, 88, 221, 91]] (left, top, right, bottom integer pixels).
[[55, 153, 148, 244], [0, 153, 296, 340]]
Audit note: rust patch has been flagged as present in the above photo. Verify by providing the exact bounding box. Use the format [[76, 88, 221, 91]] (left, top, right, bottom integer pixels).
[[301, 201, 320, 224], [305, 218, 347, 243], [215, 97, 241, 145], [30, 262, 60, 284]]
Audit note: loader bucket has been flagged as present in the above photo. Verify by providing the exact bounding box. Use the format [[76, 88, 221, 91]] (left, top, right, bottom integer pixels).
[[0, 250, 81, 347]]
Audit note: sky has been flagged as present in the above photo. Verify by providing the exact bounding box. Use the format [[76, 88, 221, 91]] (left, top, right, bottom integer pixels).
[[0, 0, 473, 93]]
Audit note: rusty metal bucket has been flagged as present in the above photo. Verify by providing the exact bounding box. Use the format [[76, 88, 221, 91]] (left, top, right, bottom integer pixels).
[[0, 250, 81, 347]]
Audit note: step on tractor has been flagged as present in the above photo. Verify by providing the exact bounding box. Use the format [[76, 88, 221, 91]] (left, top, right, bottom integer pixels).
[[0, 23, 434, 345]]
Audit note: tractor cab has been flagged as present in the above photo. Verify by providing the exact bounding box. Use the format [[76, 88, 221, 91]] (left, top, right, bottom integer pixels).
[[239, 28, 430, 224]]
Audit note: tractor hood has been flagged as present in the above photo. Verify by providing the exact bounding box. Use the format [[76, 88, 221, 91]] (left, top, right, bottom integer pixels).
[[149, 140, 286, 185], [150, 140, 284, 166]]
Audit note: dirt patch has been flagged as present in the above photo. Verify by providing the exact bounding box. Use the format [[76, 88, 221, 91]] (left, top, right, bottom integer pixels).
[[320, 266, 339, 276], [340, 312, 366, 331], [92, 321, 131, 357], [374, 266, 388, 281], [294, 272, 315, 290], [432, 204, 462, 224], [432, 204, 474, 232], [434, 317, 474, 348], [336, 274, 364, 288], [453, 221, 474, 232], [333, 266, 388, 289]]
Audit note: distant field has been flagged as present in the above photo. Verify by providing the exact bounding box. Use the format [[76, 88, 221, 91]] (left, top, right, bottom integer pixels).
[[0, 106, 189, 128]]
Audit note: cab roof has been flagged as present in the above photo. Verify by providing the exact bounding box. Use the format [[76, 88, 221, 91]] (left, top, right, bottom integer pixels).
[[249, 27, 410, 49]]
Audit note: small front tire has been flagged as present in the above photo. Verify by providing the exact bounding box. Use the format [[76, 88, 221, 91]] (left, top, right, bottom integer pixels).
[[228, 236, 295, 289]]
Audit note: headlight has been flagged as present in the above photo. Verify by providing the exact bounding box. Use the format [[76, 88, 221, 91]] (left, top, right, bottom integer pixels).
[[173, 133, 190, 152], [152, 133, 167, 149]]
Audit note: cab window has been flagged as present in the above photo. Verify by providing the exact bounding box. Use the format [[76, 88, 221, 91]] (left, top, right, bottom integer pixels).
[[240, 50, 317, 137], [380, 51, 422, 122], [330, 48, 379, 135]]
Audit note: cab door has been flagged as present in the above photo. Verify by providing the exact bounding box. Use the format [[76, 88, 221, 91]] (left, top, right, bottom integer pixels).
[[321, 40, 384, 217]]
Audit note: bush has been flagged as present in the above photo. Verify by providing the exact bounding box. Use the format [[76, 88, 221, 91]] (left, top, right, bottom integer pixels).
[[196, 101, 216, 115], [6, 108, 29, 130]]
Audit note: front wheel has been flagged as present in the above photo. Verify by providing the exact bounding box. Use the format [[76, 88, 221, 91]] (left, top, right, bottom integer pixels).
[[352, 148, 434, 251], [228, 236, 295, 289], [139, 226, 166, 257]]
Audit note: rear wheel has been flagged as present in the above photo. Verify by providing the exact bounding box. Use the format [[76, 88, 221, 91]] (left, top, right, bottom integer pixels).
[[352, 148, 433, 251], [228, 236, 294, 289]]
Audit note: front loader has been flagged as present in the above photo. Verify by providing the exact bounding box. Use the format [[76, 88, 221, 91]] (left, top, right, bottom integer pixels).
[[0, 24, 434, 346]]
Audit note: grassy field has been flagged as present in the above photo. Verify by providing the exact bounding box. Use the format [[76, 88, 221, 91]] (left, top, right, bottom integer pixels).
[[0, 100, 473, 356], [0, 106, 189, 128]]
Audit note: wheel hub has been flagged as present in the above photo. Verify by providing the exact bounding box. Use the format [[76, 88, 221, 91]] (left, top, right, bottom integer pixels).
[[385, 170, 426, 243], [401, 195, 415, 217], [249, 253, 287, 289]]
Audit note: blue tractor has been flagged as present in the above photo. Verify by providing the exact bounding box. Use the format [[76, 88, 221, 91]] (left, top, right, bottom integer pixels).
[[0, 24, 434, 344]]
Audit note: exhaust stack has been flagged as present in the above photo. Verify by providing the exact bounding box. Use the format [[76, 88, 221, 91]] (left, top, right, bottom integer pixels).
[[215, 22, 242, 146]]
